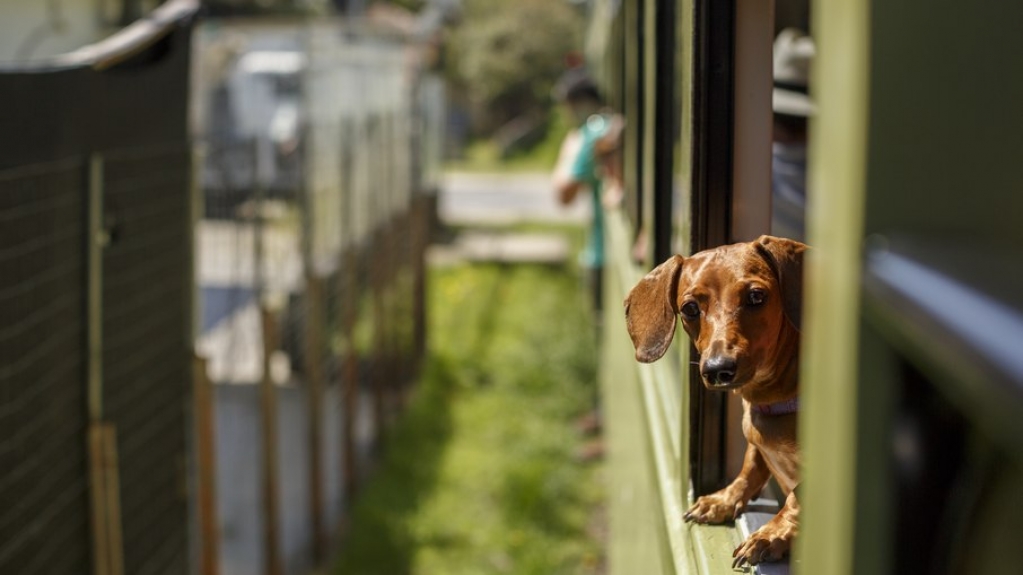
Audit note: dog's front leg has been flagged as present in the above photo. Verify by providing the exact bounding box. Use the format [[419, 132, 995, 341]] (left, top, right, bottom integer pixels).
[[683, 443, 771, 524], [732, 488, 800, 567]]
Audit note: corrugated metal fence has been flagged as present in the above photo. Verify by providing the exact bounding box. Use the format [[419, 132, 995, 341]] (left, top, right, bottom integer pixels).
[[0, 3, 441, 575], [0, 2, 198, 574]]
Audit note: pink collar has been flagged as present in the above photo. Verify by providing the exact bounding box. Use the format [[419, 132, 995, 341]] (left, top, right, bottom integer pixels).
[[752, 397, 800, 415]]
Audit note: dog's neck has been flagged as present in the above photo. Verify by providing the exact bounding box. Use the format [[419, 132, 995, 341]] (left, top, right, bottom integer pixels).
[[741, 328, 800, 408], [752, 396, 799, 415]]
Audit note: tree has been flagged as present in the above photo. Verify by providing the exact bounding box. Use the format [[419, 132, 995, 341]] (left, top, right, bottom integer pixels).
[[445, 0, 583, 137]]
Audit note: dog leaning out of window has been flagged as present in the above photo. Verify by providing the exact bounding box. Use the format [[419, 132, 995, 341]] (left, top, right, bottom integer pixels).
[[624, 235, 807, 568]]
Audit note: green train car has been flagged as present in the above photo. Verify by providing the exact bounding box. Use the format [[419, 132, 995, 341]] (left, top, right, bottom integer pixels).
[[588, 0, 1023, 573]]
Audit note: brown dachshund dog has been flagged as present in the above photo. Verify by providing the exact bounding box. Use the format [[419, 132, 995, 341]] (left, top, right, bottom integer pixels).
[[624, 235, 807, 567]]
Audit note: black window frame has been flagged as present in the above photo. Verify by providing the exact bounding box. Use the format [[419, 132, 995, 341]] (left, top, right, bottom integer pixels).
[[685, 0, 735, 496]]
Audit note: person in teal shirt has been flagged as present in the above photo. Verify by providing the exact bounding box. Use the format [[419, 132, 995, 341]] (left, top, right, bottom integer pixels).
[[552, 69, 617, 321], [551, 68, 620, 458]]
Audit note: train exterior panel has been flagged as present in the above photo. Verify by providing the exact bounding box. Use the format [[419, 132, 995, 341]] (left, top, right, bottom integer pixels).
[[591, 0, 1023, 573]]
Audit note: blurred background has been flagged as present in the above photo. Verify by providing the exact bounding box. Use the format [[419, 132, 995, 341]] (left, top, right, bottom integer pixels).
[[0, 1, 606, 574]]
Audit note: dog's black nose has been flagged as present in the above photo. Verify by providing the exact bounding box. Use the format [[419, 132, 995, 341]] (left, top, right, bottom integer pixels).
[[702, 356, 738, 385]]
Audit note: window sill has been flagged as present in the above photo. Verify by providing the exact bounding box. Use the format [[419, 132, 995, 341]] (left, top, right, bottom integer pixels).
[[735, 498, 792, 575], [685, 498, 792, 575], [677, 497, 793, 575]]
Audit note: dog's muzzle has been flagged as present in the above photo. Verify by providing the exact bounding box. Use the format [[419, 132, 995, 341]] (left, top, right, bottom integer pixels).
[[701, 355, 739, 386]]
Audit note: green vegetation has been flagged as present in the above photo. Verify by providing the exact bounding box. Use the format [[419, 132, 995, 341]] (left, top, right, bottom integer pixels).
[[446, 107, 574, 173], [334, 254, 604, 575], [446, 0, 583, 134]]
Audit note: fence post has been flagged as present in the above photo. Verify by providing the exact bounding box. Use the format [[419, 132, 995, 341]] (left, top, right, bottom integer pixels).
[[193, 355, 221, 575], [86, 153, 125, 575], [372, 226, 388, 433], [341, 247, 359, 501], [296, 115, 329, 561], [304, 274, 327, 561], [259, 307, 283, 575], [413, 193, 428, 370], [253, 137, 283, 575]]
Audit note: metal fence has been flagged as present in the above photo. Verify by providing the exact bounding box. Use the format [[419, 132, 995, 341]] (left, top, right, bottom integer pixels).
[[0, 158, 93, 575], [192, 17, 442, 575], [0, 3, 441, 575], [0, 2, 199, 575]]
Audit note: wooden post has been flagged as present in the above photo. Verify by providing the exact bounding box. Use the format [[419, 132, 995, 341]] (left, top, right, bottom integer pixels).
[[341, 247, 359, 500], [100, 426, 124, 575], [304, 275, 327, 561], [86, 154, 125, 575], [87, 423, 125, 575], [252, 135, 282, 575], [87, 154, 110, 575], [88, 426, 112, 575], [372, 231, 387, 435], [412, 195, 427, 373], [193, 356, 221, 575], [259, 308, 283, 575]]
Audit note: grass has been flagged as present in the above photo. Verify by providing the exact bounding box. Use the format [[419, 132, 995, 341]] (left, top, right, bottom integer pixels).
[[334, 248, 604, 575]]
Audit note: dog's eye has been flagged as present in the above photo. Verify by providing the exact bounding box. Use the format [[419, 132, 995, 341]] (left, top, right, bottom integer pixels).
[[681, 301, 700, 319], [747, 289, 766, 306]]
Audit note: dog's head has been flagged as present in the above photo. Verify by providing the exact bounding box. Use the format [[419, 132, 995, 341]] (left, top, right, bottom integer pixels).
[[624, 235, 807, 392]]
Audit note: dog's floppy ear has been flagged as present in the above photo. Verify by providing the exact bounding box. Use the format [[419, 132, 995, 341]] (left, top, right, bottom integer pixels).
[[754, 235, 808, 330], [624, 255, 685, 363]]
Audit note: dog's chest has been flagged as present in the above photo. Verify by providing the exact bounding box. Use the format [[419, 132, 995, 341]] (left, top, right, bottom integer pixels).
[[743, 410, 801, 493]]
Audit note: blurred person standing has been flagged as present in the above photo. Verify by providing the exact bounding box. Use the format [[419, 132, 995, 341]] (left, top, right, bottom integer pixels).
[[771, 28, 815, 241], [551, 67, 622, 325], [550, 66, 623, 457]]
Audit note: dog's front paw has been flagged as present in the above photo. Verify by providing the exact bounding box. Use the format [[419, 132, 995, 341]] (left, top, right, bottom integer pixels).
[[683, 492, 746, 524], [731, 519, 795, 568]]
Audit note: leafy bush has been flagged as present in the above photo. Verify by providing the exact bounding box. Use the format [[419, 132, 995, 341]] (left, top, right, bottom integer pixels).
[[446, 0, 584, 136]]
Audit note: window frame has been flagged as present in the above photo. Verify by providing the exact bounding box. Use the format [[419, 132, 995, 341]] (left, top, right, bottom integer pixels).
[[683, 0, 736, 496]]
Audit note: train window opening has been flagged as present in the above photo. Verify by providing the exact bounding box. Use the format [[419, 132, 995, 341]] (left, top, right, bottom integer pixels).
[[603, 0, 817, 562], [859, 339, 1023, 575], [639, 0, 679, 267], [768, 29, 813, 244], [680, 0, 800, 498], [858, 236, 1023, 573], [889, 361, 973, 574], [621, 0, 645, 239], [681, 0, 735, 498], [603, 0, 815, 552]]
